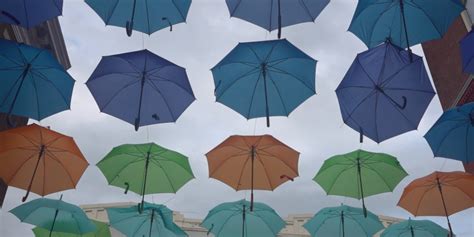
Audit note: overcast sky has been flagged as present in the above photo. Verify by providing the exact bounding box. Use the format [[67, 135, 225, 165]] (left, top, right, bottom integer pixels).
[[1, 0, 473, 236]]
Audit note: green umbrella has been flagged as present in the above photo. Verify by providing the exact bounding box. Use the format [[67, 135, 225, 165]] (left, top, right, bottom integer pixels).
[[381, 218, 449, 237], [10, 196, 96, 237], [106, 202, 187, 237], [303, 205, 384, 237], [33, 220, 111, 237], [201, 199, 286, 237], [97, 143, 194, 211], [313, 149, 408, 217]]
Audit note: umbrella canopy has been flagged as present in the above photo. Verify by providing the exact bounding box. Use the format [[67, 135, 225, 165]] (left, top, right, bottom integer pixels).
[[336, 42, 435, 143], [461, 30, 474, 74], [0, 39, 74, 123], [106, 202, 187, 237], [348, 0, 464, 49], [0, 0, 63, 29], [201, 199, 285, 237], [206, 135, 299, 210], [424, 102, 474, 163], [10, 197, 96, 236], [313, 149, 407, 217], [0, 123, 88, 202], [86, 49, 195, 131], [97, 143, 194, 210], [398, 171, 474, 237], [212, 39, 316, 127], [33, 220, 111, 237], [226, 0, 329, 38], [381, 218, 449, 237], [303, 205, 384, 237], [85, 0, 191, 36]]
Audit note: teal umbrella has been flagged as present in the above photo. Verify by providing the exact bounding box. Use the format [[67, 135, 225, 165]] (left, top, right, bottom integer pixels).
[[381, 218, 449, 237], [303, 205, 384, 237], [106, 202, 187, 237], [201, 199, 285, 237], [10, 196, 96, 237], [33, 220, 112, 237]]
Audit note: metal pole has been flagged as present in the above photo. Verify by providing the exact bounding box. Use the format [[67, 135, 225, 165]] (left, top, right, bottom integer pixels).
[[341, 211, 345, 237], [141, 152, 151, 212], [399, 0, 413, 62], [436, 178, 454, 237], [250, 146, 255, 212], [148, 209, 155, 237], [277, 0, 282, 39], [262, 64, 270, 127], [356, 158, 367, 218], [135, 73, 146, 131], [49, 195, 63, 237], [23, 145, 45, 202], [242, 204, 246, 237]]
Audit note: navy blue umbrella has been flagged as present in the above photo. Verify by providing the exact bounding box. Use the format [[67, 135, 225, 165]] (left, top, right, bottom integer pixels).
[[226, 0, 329, 39], [425, 102, 474, 164], [86, 50, 195, 131], [461, 30, 474, 73], [0, 0, 63, 29], [336, 42, 435, 143], [212, 39, 317, 127]]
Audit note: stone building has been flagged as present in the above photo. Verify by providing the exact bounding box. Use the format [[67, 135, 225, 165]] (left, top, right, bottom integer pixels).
[[81, 202, 404, 237]]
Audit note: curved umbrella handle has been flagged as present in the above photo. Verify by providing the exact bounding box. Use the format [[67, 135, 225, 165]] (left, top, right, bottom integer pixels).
[[1, 11, 20, 25], [134, 118, 140, 131], [162, 17, 173, 32], [124, 182, 130, 194], [207, 224, 214, 236], [126, 21, 134, 37]]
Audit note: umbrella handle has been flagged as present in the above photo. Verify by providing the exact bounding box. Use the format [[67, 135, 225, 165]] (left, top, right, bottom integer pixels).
[[124, 182, 130, 194], [1, 11, 20, 25], [134, 118, 140, 131], [280, 175, 294, 181], [126, 21, 133, 37], [162, 17, 173, 31]]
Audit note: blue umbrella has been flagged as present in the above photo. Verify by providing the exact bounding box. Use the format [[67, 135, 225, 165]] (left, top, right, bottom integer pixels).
[[424, 102, 474, 163], [212, 39, 316, 127], [0, 0, 63, 29], [86, 49, 195, 131], [336, 41, 435, 143], [303, 205, 384, 237], [349, 0, 464, 55], [460, 30, 474, 73], [85, 0, 191, 36], [106, 202, 187, 237], [226, 0, 329, 38], [381, 218, 449, 237], [0, 39, 74, 124]]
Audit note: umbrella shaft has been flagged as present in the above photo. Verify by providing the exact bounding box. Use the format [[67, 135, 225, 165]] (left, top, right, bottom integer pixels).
[[250, 146, 255, 211], [437, 178, 454, 236], [262, 69, 270, 127], [399, 0, 413, 60], [356, 159, 367, 217], [341, 211, 345, 237], [242, 205, 246, 237], [49, 209, 60, 237], [135, 76, 146, 131], [23, 145, 45, 202], [149, 209, 155, 237], [277, 0, 282, 39], [141, 152, 151, 211]]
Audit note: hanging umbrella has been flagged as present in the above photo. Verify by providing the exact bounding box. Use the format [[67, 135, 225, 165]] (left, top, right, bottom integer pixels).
[[226, 0, 329, 38], [313, 149, 407, 217], [303, 205, 384, 237], [106, 202, 187, 237], [461, 31, 474, 73], [206, 135, 299, 211], [398, 171, 474, 237], [201, 199, 285, 237], [381, 218, 449, 237], [0, 123, 88, 202], [348, 0, 464, 54], [10, 196, 96, 237], [0, 39, 74, 125], [86, 49, 195, 131], [212, 39, 316, 127], [85, 0, 191, 36], [97, 143, 194, 211], [0, 0, 63, 29], [424, 102, 474, 163], [336, 41, 435, 143], [33, 220, 112, 237]]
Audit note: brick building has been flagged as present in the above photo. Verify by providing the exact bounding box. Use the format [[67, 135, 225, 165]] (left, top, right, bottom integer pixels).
[[0, 19, 70, 207]]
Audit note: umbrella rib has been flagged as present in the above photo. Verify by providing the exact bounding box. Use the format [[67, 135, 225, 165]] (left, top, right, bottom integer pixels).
[[245, 45, 264, 62], [267, 73, 289, 115], [250, 211, 281, 235], [256, 153, 275, 190], [171, 0, 187, 21], [361, 163, 400, 192], [269, 0, 274, 30], [216, 68, 261, 100], [0, 69, 29, 107], [383, 87, 435, 94], [132, 213, 151, 236], [30, 70, 70, 107], [146, 75, 195, 98], [149, 160, 180, 192], [299, 0, 316, 21], [229, 0, 243, 16], [46, 150, 76, 187], [340, 90, 377, 124], [146, 80, 177, 120], [104, 1, 120, 24], [5, 152, 38, 183], [208, 153, 249, 177], [30, 74, 42, 120], [263, 41, 280, 63], [266, 66, 315, 92], [246, 71, 263, 118], [323, 164, 358, 195], [380, 59, 422, 86], [213, 210, 243, 236], [405, 1, 443, 37], [0, 66, 25, 71], [431, 122, 467, 155], [236, 154, 252, 191], [0, 53, 23, 66], [364, 3, 397, 46], [257, 151, 298, 175], [374, 92, 381, 142], [354, 57, 377, 86], [99, 80, 140, 111], [411, 184, 437, 216], [105, 159, 145, 185]]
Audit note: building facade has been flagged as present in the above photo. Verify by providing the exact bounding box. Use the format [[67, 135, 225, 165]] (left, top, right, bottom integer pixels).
[[81, 203, 404, 237], [0, 18, 71, 207]]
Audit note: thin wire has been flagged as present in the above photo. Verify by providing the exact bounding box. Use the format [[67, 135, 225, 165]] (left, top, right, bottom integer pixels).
[[142, 33, 145, 49], [253, 118, 258, 135], [439, 159, 447, 171], [146, 127, 150, 142]]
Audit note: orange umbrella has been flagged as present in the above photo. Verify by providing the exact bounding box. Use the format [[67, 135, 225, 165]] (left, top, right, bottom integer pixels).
[[398, 171, 474, 237], [206, 135, 299, 211], [0, 124, 88, 202]]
